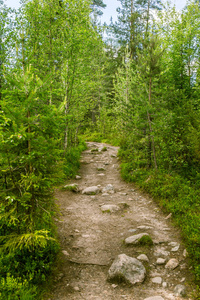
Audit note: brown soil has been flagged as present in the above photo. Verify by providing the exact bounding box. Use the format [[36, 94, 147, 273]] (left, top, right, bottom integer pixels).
[[45, 142, 196, 300]]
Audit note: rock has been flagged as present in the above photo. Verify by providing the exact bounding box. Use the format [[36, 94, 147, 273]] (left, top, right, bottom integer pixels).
[[102, 193, 109, 196], [62, 250, 70, 256], [125, 233, 153, 246], [74, 286, 80, 291], [137, 225, 152, 230], [119, 192, 127, 196], [102, 184, 115, 194], [174, 284, 186, 297], [137, 254, 149, 262], [165, 258, 179, 270], [82, 186, 100, 195], [171, 245, 180, 252], [183, 249, 188, 257], [165, 213, 172, 219], [162, 282, 167, 288], [144, 297, 164, 300], [63, 183, 79, 192], [97, 173, 105, 176], [108, 254, 146, 285], [128, 229, 137, 233], [101, 204, 120, 213], [97, 166, 105, 171], [151, 277, 162, 284], [154, 247, 170, 257], [75, 175, 81, 180], [168, 242, 179, 247], [156, 258, 166, 265]]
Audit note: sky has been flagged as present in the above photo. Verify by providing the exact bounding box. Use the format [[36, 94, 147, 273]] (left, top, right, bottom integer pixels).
[[5, 0, 187, 24]]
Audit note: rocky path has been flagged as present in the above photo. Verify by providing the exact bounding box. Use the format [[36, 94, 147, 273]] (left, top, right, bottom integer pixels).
[[48, 142, 195, 300]]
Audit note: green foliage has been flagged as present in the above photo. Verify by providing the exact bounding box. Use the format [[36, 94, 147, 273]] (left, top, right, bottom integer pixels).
[[0, 275, 36, 300], [137, 235, 153, 246], [101, 147, 107, 151], [63, 140, 86, 178]]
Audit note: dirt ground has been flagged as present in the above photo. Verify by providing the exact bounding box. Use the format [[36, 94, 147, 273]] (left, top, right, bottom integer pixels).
[[46, 142, 196, 300]]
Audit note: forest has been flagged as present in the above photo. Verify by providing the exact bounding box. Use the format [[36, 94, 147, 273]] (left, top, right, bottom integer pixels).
[[0, 0, 200, 298]]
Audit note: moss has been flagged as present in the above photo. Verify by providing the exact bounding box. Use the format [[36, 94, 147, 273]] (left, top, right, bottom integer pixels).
[[138, 235, 153, 246]]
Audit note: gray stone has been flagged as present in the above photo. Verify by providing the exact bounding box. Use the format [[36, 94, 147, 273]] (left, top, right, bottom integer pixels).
[[162, 282, 167, 288], [82, 186, 100, 195], [165, 258, 179, 270], [101, 204, 120, 213], [137, 254, 149, 262], [174, 284, 186, 297], [102, 193, 109, 196], [168, 242, 179, 247], [62, 250, 70, 256], [144, 297, 164, 300], [75, 175, 81, 180], [97, 173, 105, 176], [108, 254, 146, 285], [128, 229, 137, 233], [151, 277, 162, 284], [102, 184, 115, 194], [125, 233, 151, 245], [137, 225, 152, 230], [156, 258, 166, 265], [154, 247, 170, 257], [97, 166, 105, 171], [63, 183, 79, 192], [183, 249, 188, 257], [171, 245, 180, 252]]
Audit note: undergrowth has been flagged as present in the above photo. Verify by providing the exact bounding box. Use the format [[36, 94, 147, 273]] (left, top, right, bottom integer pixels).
[[0, 140, 86, 299]]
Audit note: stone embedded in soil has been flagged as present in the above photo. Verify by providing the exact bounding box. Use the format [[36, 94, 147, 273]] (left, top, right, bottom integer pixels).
[[82, 186, 100, 195], [62, 250, 70, 256], [102, 184, 115, 194], [144, 297, 164, 300], [156, 258, 166, 265], [63, 183, 79, 192], [183, 249, 188, 257], [97, 173, 105, 176], [137, 225, 152, 230], [101, 204, 120, 213], [151, 277, 162, 284], [125, 233, 151, 245], [97, 166, 105, 171], [171, 245, 180, 252], [137, 254, 149, 262], [75, 175, 81, 180], [165, 258, 179, 270], [108, 254, 146, 285], [154, 247, 170, 257], [174, 284, 186, 297]]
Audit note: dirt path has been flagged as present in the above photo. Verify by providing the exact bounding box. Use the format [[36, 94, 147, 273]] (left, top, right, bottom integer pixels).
[[48, 142, 195, 300]]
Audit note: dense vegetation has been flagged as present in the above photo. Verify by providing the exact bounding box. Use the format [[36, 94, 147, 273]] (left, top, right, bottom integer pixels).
[[1, 0, 200, 298]]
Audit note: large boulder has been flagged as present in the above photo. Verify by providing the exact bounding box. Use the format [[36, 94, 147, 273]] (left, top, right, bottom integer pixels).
[[108, 254, 146, 285], [82, 186, 100, 195]]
